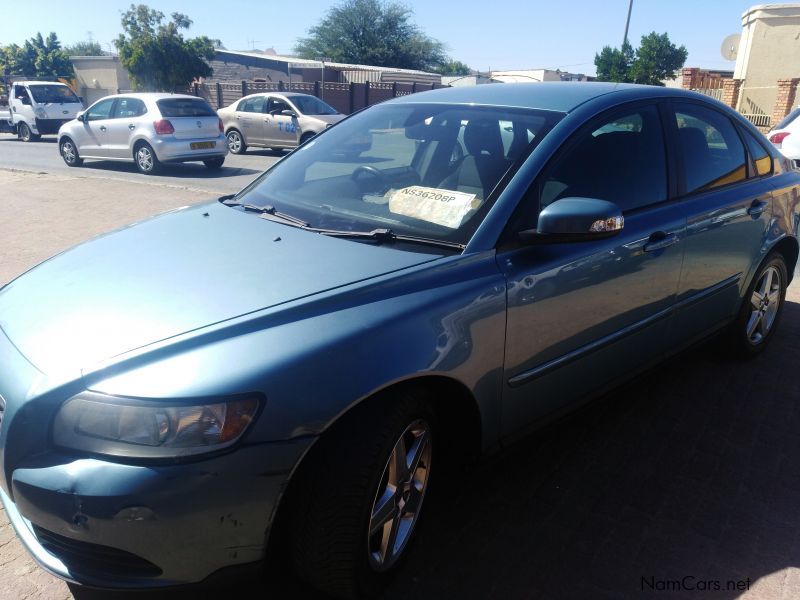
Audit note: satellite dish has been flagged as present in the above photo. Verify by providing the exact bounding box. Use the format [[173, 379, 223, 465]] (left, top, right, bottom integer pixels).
[[721, 34, 741, 61]]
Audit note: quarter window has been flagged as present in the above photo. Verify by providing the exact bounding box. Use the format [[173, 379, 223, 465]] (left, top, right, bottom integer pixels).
[[538, 104, 667, 213], [740, 127, 772, 177], [86, 98, 115, 121], [674, 103, 747, 193]]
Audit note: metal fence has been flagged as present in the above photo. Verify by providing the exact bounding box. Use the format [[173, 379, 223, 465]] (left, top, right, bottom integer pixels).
[[186, 79, 448, 114], [691, 87, 724, 102], [737, 85, 778, 130]]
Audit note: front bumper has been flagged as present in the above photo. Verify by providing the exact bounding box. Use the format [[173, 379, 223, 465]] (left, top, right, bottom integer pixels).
[[0, 438, 314, 588], [152, 135, 228, 163]]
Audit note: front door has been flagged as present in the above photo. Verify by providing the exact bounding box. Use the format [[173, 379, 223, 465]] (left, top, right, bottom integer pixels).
[[105, 97, 147, 159], [667, 101, 774, 346], [499, 102, 685, 439], [76, 97, 116, 157], [264, 96, 299, 146]]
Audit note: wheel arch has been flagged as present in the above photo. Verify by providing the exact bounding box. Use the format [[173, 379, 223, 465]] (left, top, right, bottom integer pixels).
[[771, 235, 799, 283]]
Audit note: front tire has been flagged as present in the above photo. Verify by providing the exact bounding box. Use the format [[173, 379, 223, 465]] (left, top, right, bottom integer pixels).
[[226, 129, 246, 154], [289, 390, 435, 599], [299, 132, 316, 146], [59, 138, 83, 167], [729, 252, 788, 356], [134, 142, 161, 175]]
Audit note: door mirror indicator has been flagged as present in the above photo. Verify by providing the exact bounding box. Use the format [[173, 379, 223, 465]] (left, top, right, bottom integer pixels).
[[519, 197, 624, 244]]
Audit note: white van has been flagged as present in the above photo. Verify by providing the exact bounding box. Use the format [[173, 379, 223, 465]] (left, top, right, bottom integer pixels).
[[4, 81, 84, 142]]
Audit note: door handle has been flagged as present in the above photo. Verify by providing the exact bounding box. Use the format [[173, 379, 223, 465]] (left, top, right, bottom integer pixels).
[[643, 232, 678, 252], [128, 124, 135, 130], [99, 125, 106, 131], [747, 200, 768, 217]]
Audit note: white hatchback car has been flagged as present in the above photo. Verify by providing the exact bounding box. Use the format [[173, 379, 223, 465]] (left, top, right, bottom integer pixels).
[[768, 106, 800, 167], [58, 93, 227, 174]]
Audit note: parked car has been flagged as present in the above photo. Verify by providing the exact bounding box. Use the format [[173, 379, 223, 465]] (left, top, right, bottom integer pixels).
[[218, 92, 345, 154], [3, 80, 84, 141], [58, 93, 227, 174], [2, 83, 799, 599], [768, 105, 800, 167]]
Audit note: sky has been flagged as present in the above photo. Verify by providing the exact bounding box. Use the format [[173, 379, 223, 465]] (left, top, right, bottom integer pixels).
[[0, 0, 772, 75]]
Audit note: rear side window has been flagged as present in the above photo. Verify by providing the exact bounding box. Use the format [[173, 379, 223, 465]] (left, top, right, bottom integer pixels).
[[538, 104, 667, 212], [740, 127, 772, 177], [674, 103, 747, 194], [156, 98, 216, 117], [238, 96, 265, 113], [114, 98, 147, 118]]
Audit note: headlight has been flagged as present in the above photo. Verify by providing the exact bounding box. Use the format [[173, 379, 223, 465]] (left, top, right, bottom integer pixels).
[[53, 392, 260, 458], [34, 108, 47, 119]]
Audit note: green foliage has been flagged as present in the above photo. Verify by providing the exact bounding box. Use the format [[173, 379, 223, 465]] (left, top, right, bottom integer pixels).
[[594, 32, 687, 86], [0, 32, 74, 78], [113, 4, 216, 91], [64, 41, 106, 56], [295, 0, 460, 72], [432, 60, 471, 76]]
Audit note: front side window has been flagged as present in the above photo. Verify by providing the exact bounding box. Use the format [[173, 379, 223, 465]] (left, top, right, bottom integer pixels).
[[267, 98, 291, 115], [238, 96, 265, 113], [86, 98, 115, 121], [538, 104, 667, 213], [235, 103, 562, 245], [674, 103, 747, 193]]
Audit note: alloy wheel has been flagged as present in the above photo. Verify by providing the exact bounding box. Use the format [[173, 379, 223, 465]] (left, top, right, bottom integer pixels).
[[367, 419, 432, 571], [137, 146, 154, 172], [227, 131, 242, 153], [61, 141, 76, 164], [747, 265, 782, 344]]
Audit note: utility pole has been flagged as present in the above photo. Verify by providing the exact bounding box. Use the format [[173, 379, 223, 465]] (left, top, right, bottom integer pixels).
[[622, 0, 633, 47]]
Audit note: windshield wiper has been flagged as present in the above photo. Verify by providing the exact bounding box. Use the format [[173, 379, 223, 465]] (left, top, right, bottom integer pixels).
[[220, 198, 310, 227], [315, 228, 465, 251]]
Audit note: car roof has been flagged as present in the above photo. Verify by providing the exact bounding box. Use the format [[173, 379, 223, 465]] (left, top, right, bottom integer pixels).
[[384, 81, 711, 113]]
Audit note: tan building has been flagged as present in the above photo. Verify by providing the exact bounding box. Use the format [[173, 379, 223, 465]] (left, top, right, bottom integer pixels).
[[734, 3, 800, 119], [70, 56, 132, 105]]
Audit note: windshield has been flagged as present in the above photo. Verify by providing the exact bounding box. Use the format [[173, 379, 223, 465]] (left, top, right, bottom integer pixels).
[[289, 95, 339, 116], [28, 84, 80, 104], [235, 102, 563, 245], [156, 98, 216, 117]]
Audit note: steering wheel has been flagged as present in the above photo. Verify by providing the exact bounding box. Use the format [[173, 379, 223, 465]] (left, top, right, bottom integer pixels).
[[351, 165, 388, 189]]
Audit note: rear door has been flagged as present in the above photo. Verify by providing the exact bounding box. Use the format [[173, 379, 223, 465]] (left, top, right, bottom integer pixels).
[[105, 97, 147, 159], [499, 102, 686, 438], [264, 96, 299, 146], [233, 95, 267, 145], [666, 101, 773, 347], [77, 97, 116, 157], [155, 97, 219, 141]]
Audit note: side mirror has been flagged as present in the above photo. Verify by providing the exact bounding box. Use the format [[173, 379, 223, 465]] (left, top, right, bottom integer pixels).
[[76, 111, 86, 122], [519, 197, 624, 244], [280, 109, 297, 118], [20, 96, 31, 106]]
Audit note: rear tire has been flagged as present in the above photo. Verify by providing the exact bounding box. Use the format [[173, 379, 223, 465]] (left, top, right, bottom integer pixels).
[[226, 129, 246, 154], [59, 138, 83, 167], [728, 252, 787, 357], [18, 122, 39, 142], [134, 142, 161, 175], [203, 157, 225, 169], [289, 390, 435, 599]]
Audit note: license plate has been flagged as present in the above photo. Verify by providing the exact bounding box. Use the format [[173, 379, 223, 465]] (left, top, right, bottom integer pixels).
[[190, 142, 215, 150]]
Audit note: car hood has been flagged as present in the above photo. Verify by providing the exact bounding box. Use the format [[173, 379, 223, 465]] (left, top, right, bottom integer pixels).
[[308, 114, 345, 126], [0, 202, 440, 374]]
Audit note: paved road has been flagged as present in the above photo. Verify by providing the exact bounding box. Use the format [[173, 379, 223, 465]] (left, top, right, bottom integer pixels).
[[1, 168, 800, 600], [0, 132, 281, 195]]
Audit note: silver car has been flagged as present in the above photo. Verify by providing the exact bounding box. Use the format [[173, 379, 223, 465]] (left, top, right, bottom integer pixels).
[[57, 93, 227, 174], [219, 92, 344, 154]]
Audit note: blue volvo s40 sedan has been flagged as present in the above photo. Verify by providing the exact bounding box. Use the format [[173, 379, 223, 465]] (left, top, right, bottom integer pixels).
[[1, 83, 798, 598]]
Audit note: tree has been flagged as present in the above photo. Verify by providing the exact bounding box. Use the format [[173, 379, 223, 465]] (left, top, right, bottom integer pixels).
[[294, 0, 453, 72], [594, 32, 687, 86], [64, 41, 105, 56], [113, 4, 216, 91], [432, 60, 471, 76], [1, 33, 74, 78]]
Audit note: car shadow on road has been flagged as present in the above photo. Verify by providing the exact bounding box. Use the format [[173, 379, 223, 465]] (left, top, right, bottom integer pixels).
[[68, 302, 800, 599], [75, 161, 263, 179]]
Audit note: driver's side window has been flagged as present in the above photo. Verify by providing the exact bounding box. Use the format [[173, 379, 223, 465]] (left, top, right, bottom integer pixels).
[[537, 103, 667, 214], [268, 98, 290, 115], [86, 98, 115, 121]]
